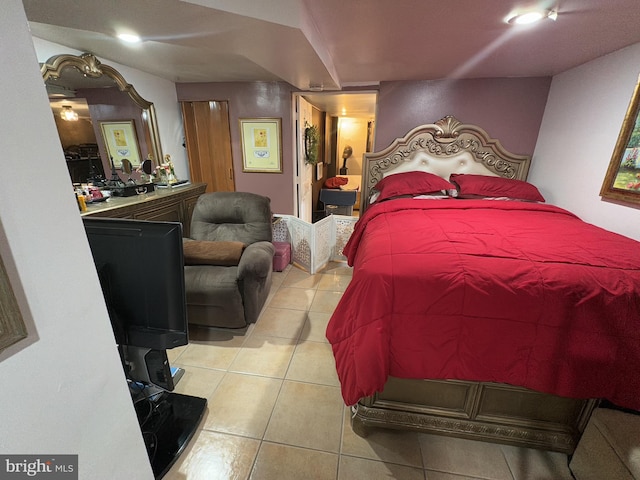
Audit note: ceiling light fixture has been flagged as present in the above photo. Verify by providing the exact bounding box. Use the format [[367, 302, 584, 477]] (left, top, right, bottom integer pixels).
[[506, 9, 557, 25], [60, 105, 78, 122], [117, 33, 141, 43]]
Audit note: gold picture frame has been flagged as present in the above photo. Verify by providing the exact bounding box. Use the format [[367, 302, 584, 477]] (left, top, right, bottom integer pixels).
[[100, 120, 142, 169], [601, 77, 640, 204], [0, 254, 27, 354], [239, 118, 282, 173]]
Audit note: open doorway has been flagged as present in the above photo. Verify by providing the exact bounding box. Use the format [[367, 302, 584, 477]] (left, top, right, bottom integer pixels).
[[293, 91, 377, 222]]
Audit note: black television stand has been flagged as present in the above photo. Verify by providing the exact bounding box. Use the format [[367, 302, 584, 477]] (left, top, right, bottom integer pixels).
[[132, 387, 207, 479]]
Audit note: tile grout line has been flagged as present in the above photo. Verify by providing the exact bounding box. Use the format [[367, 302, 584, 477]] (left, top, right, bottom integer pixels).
[[246, 267, 306, 479]]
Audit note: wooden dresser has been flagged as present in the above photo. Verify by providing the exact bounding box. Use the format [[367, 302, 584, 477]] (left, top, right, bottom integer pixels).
[[81, 182, 207, 237]]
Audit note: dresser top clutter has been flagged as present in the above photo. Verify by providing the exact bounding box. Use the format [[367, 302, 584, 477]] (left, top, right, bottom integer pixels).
[[81, 182, 207, 238]]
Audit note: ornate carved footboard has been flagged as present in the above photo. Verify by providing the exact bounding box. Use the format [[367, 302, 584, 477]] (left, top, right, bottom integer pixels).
[[352, 377, 598, 453]]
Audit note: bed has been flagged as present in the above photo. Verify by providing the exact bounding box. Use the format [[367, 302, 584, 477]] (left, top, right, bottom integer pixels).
[[326, 116, 640, 453]]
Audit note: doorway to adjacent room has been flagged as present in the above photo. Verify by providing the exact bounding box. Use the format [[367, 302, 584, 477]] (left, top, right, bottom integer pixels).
[[292, 91, 377, 222]]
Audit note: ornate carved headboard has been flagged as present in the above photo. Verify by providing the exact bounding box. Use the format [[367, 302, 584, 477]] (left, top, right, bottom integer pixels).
[[360, 116, 532, 213]]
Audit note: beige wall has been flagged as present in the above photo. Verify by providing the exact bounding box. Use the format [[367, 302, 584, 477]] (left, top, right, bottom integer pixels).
[[529, 42, 640, 242], [337, 117, 369, 175]]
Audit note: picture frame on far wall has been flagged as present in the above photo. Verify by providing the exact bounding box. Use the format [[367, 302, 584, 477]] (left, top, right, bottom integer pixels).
[[239, 118, 283, 173], [100, 120, 142, 169], [601, 76, 640, 205], [0, 254, 27, 355]]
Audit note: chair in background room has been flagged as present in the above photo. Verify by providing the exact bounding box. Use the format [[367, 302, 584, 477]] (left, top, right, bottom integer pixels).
[[183, 192, 275, 328]]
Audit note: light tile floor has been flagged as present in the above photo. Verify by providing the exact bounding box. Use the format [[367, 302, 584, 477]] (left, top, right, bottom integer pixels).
[[164, 262, 575, 480]]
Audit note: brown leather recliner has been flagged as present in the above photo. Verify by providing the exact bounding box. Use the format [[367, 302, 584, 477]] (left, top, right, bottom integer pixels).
[[184, 192, 274, 328]]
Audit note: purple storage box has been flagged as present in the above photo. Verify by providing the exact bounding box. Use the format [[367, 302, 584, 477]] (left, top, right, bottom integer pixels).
[[272, 241, 291, 272]]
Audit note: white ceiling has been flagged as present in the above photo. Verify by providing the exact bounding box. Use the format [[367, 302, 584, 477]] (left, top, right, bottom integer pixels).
[[23, 0, 640, 118]]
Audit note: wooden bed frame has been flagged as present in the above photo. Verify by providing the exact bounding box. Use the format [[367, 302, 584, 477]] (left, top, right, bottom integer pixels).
[[351, 116, 598, 453]]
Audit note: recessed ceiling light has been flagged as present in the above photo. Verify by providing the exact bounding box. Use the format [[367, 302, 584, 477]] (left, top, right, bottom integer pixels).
[[506, 9, 557, 25], [117, 33, 141, 43]]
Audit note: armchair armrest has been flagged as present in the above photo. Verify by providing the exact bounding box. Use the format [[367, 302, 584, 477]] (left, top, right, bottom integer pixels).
[[237, 241, 275, 279]]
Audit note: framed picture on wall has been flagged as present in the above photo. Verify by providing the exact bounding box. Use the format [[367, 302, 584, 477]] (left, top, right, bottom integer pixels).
[[239, 118, 283, 173], [601, 78, 640, 205], [0, 254, 28, 355], [100, 120, 142, 168]]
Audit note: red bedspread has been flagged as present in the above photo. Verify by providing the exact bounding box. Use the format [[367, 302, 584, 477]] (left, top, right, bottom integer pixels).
[[326, 199, 640, 409]]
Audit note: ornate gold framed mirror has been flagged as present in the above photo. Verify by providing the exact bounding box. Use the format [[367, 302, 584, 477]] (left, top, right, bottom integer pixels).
[[41, 53, 163, 183]]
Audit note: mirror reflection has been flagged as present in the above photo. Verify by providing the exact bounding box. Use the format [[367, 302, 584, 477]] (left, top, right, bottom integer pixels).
[[41, 53, 162, 188]]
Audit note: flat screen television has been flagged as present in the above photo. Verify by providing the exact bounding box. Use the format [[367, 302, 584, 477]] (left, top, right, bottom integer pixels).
[[83, 217, 188, 388]]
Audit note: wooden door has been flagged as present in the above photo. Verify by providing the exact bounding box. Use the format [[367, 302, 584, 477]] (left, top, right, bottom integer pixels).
[[181, 101, 235, 193], [296, 96, 314, 222]]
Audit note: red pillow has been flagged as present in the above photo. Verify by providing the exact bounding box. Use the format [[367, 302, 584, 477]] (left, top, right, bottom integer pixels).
[[324, 177, 349, 189], [374, 172, 455, 202], [450, 174, 545, 202]]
